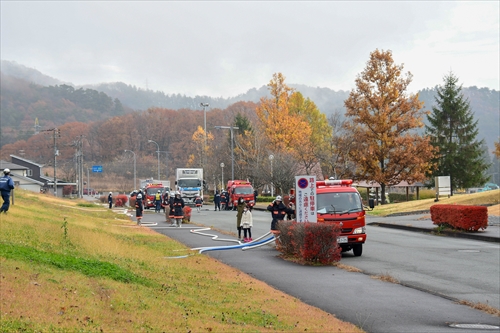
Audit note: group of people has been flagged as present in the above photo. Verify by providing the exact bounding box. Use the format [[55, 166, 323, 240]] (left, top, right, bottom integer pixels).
[[132, 189, 186, 227], [130, 185, 293, 244], [213, 190, 231, 211]]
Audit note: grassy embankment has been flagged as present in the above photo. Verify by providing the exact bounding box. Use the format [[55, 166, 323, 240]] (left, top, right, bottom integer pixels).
[[0, 189, 363, 333], [366, 189, 500, 216]]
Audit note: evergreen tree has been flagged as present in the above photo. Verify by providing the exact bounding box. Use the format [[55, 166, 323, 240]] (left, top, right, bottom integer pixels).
[[426, 72, 489, 192]]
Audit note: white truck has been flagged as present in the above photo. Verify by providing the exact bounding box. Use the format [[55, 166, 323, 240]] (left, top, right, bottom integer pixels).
[[175, 168, 203, 205]]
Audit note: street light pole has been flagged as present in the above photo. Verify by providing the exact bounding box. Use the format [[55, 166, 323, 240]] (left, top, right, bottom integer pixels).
[[220, 162, 224, 190], [125, 150, 137, 190], [200, 103, 209, 167], [214, 125, 239, 181], [269, 154, 274, 197], [148, 140, 160, 180]]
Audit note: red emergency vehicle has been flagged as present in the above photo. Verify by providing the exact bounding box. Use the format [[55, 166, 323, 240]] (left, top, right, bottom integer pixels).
[[315, 179, 373, 256], [143, 183, 165, 209], [226, 180, 255, 210]]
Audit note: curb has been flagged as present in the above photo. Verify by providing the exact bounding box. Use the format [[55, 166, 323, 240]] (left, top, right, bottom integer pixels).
[[368, 222, 500, 244]]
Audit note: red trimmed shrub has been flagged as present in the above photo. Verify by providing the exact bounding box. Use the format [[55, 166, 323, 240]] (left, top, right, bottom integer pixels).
[[114, 194, 128, 207], [277, 221, 341, 264], [183, 206, 192, 222], [430, 204, 488, 231]]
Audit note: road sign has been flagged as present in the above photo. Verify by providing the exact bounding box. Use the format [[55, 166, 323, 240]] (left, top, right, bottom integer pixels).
[[92, 165, 103, 173]]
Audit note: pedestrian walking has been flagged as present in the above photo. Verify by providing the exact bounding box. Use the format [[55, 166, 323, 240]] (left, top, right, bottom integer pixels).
[[135, 193, 144, 225], [108, 192, 113, 209], [0, 168, 15, 214], [241, 205, 253, 242], [214, 190, 221, 211], [235, 197, 246, 240], [194, 195, 203, 213], [172, 192, 185, 227]]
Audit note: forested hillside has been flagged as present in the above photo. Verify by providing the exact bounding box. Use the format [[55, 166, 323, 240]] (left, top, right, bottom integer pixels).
[[1, 60, 498, 153], [0, 73, 131, 145]]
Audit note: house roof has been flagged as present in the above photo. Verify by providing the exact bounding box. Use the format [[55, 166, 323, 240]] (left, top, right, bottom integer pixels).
[[355, 180, 425, 188], [10, 155, 45, 168], [0, 160, 28, 171]]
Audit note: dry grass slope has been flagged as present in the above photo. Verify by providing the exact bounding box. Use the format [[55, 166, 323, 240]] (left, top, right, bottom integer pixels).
[[0, 189, 363, 333]]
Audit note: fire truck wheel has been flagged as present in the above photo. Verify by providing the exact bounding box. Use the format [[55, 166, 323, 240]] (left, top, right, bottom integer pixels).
[[353, 244, 363, 257]]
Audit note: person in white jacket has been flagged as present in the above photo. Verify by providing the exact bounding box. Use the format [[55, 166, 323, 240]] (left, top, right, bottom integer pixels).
[[241, 205, 253, 242]]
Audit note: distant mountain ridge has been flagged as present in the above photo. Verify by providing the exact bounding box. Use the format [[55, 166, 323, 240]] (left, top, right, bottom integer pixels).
[[1, 59, 498, 152]]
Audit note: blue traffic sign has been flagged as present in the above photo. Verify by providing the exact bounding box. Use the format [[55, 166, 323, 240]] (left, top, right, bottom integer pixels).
[[92, 165, 103, 173]]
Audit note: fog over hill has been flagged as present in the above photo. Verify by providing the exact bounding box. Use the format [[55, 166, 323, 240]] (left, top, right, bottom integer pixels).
[[1, 60, 498, 152]]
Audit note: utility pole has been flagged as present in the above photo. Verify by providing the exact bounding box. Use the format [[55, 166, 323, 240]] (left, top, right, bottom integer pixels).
[[43, 128, 61, 196]]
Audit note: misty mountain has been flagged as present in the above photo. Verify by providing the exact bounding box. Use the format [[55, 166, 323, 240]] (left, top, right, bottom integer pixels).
[[1, 60, 498, 152], [1, 60, 67, 87]]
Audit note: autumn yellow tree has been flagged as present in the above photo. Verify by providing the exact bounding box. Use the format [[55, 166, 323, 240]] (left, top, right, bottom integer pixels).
[[494, 140, 500, 158], [256, 73, 312, 154], [344, 49, 436, 204], [288, 92, 332, 175], [188, 126, 213, 168]]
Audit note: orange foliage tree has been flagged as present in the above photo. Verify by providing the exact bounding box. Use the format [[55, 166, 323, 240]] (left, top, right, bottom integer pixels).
[[344, 49, 436, 203], [256, 73, 312, 154]]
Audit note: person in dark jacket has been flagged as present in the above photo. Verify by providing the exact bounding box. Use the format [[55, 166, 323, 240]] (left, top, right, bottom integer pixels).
[[194, 195, 203, 213], [267, 195, 293, 232], [172, 192, 185, 227], [214, 190, 221, 211], [108, 192, 113, 209], [135, 193, 144, 225], [0, 168, 15, 214]]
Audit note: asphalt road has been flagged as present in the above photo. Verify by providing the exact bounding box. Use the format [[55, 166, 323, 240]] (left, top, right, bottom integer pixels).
[[137, 208, 500, 333]]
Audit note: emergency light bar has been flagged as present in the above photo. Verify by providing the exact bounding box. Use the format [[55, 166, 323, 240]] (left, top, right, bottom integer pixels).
[[316, 179, 353, 187]]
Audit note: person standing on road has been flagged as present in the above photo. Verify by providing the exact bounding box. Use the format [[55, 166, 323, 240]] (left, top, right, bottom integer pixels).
[[0, 168, 15, 214], [267, 195, 293, 234], [135, 193, 144, 225], [194, 195, 203, 213], [235, 197, 246, 240], [241, 205, 253, 242], [214, 190, 221, 211], [154, 190, 162, 213], [108, 192, 113, 209], [172, 192, 185, 227]]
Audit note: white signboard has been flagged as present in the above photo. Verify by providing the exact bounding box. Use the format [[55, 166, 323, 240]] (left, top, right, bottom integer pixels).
[[435, 176, 451, 196], [295, 176, 317, 223]]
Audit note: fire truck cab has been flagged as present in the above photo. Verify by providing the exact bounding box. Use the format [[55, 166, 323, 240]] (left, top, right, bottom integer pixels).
[[226, 180, 255, 210], [143, 183, 165, 209], [316, 179, 374, 256]]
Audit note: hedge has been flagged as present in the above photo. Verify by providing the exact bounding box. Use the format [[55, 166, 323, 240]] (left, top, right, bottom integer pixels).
[[430, 204, 488, 231]]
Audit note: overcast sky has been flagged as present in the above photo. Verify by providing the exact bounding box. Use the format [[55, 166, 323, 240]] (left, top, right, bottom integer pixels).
[[1, 1, 499, 97]]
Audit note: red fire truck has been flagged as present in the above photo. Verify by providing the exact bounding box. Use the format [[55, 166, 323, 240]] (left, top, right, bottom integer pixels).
[[143, 183, 166, 209], [315, 179, 374, 256], [226, 180, 255, 210]]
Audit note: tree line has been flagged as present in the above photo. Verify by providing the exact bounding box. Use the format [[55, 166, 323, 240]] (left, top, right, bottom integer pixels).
[[1, 50, 498, 198]]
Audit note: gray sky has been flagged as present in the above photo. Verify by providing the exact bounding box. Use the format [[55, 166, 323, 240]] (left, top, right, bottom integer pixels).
[[1, 1, 499, 97]]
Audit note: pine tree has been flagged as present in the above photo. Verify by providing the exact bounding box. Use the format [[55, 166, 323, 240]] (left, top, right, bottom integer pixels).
[[426, 72, 489, 192]]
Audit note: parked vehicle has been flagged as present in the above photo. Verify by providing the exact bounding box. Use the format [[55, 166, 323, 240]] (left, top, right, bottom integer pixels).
[[83, 188, 96, 195], [226, 180, 255, 210], [316, 179, 374, 256], [175, 168, 203, 205]]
